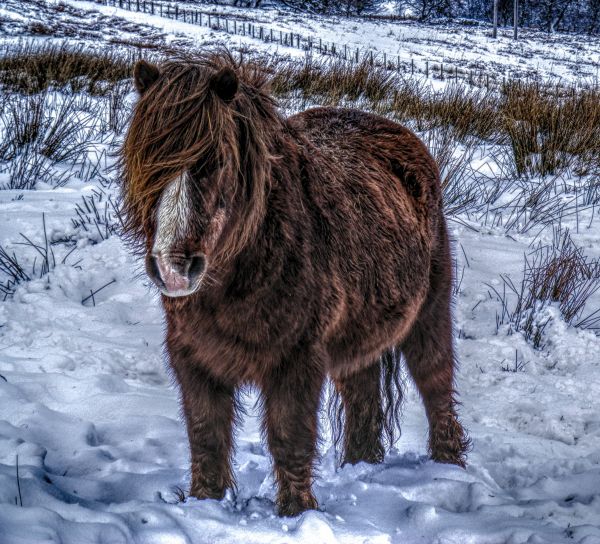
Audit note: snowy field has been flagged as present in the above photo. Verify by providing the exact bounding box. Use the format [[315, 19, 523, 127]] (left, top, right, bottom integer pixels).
[[1, 1, 600, 543]]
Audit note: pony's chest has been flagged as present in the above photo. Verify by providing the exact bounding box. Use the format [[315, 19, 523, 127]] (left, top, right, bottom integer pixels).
[[167, 297, 306, 383]]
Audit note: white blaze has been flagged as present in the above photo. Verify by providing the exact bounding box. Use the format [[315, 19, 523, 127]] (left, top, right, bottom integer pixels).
[[153, 173, 192, 256]]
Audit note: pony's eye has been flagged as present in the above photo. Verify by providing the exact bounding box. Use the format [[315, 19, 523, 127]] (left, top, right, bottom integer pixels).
[[190, 157, 224, 180]]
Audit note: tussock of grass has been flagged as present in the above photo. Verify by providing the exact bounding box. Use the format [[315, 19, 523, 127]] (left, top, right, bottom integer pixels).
[[491, 228, 600, 348], [502, 81, 600, 177], [270, 56, 396, 104], [0, 41, 136, 94], [0, 91, 99, 189]]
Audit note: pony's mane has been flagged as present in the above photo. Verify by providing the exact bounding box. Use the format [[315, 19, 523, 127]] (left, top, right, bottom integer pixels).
[[120, 50, 282, 259]]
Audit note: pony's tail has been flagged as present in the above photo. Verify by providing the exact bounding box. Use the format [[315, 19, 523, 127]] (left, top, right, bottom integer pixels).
[[380, 346, 404, 450], [326, 347, 404, 466]]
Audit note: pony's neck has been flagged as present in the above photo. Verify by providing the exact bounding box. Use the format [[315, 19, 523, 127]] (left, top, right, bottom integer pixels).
[[217, 115, 299, 264]]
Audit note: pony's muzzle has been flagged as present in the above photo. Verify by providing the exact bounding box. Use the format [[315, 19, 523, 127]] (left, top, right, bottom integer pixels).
[[146, 252, 206, 297]]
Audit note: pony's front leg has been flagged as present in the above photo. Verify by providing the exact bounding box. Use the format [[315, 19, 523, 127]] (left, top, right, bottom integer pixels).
[[262, 348, 324, 516], [170, 358, 236, 500]]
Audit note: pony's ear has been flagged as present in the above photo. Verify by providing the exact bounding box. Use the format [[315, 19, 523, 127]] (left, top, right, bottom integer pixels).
[[210, 67, 238, 103], [133, 60, 160, 95]]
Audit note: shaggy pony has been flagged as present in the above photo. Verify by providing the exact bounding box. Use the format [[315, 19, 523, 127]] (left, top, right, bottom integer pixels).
[[120, 51, 469, 516]]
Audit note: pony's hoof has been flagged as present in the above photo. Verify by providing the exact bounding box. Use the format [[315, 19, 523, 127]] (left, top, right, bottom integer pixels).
[[277, 493, 318, 517], [189, 484, 226, 502]]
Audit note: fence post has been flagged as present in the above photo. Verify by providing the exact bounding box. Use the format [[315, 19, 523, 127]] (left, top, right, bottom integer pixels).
[[355, 48, 359, 62], [411, 58, 414, 74], [425, 61, 429, 78], [383, 52, 386, 68], [175, 5, 178, 19], [136, 0, 139, 11], [270, 29, 273, 41], [234, 20, 237, 34], [319, 38, 322, 53]]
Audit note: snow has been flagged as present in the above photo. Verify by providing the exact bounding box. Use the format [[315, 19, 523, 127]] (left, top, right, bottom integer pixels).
[[63, 0, 600, 84], [1, 1, 600, 543]]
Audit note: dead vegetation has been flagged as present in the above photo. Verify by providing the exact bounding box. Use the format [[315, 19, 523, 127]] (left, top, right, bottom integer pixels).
[[491, 228, 600, 348], [0, 41, 137, 95]]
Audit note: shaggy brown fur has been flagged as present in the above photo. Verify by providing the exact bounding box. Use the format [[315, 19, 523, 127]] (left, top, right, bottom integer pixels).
[[121, 51, 469, 517]]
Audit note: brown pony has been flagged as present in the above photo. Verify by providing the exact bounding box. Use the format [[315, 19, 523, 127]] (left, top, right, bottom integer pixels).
[[120, 51, 469, 517]]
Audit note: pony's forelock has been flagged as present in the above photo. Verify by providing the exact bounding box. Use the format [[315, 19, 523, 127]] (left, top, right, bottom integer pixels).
[[120, 51, 278, 261]]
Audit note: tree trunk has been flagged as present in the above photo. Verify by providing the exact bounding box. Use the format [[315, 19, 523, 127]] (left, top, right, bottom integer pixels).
[[493, 0, 498, 38]]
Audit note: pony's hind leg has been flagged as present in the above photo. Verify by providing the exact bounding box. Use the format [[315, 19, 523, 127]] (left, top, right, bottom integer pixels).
[[401, 243, 469, 467], [402, 308, 469, 466], [333, 363, 384, 465]]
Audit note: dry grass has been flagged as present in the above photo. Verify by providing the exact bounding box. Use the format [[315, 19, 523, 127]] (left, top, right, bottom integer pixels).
[[491, 228, 600, 348], [0, 91, 99, 189], [3, 42, 599, 182], [501, 82, 600, 177], [0, 41, 136, 95], [269, 55, 397, 104]]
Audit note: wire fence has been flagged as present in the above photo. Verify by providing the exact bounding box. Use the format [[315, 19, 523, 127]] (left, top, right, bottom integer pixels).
[[93, 0, 577, 89]]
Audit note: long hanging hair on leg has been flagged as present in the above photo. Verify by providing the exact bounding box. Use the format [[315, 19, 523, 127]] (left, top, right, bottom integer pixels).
[[380, 346, 404, 450], [326, 347, 404, 467], [325, 378, 345, 467]]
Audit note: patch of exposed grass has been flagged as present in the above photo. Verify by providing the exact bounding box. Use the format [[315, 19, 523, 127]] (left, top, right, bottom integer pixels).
[[0, 40, 136, 94], [491, 227, 600, 348]]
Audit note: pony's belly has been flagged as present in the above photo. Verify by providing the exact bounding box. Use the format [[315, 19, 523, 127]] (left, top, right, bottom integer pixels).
[[322, 290, 426, 378]]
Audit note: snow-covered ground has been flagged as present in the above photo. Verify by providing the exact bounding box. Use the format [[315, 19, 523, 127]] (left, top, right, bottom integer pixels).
[[3, 0, 600, 83], [1, 2, 600, 543]]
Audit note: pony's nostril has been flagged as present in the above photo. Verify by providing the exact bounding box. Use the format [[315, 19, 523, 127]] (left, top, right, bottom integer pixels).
[[188, 254, 206, 284], [145, 253, 165, 289]]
